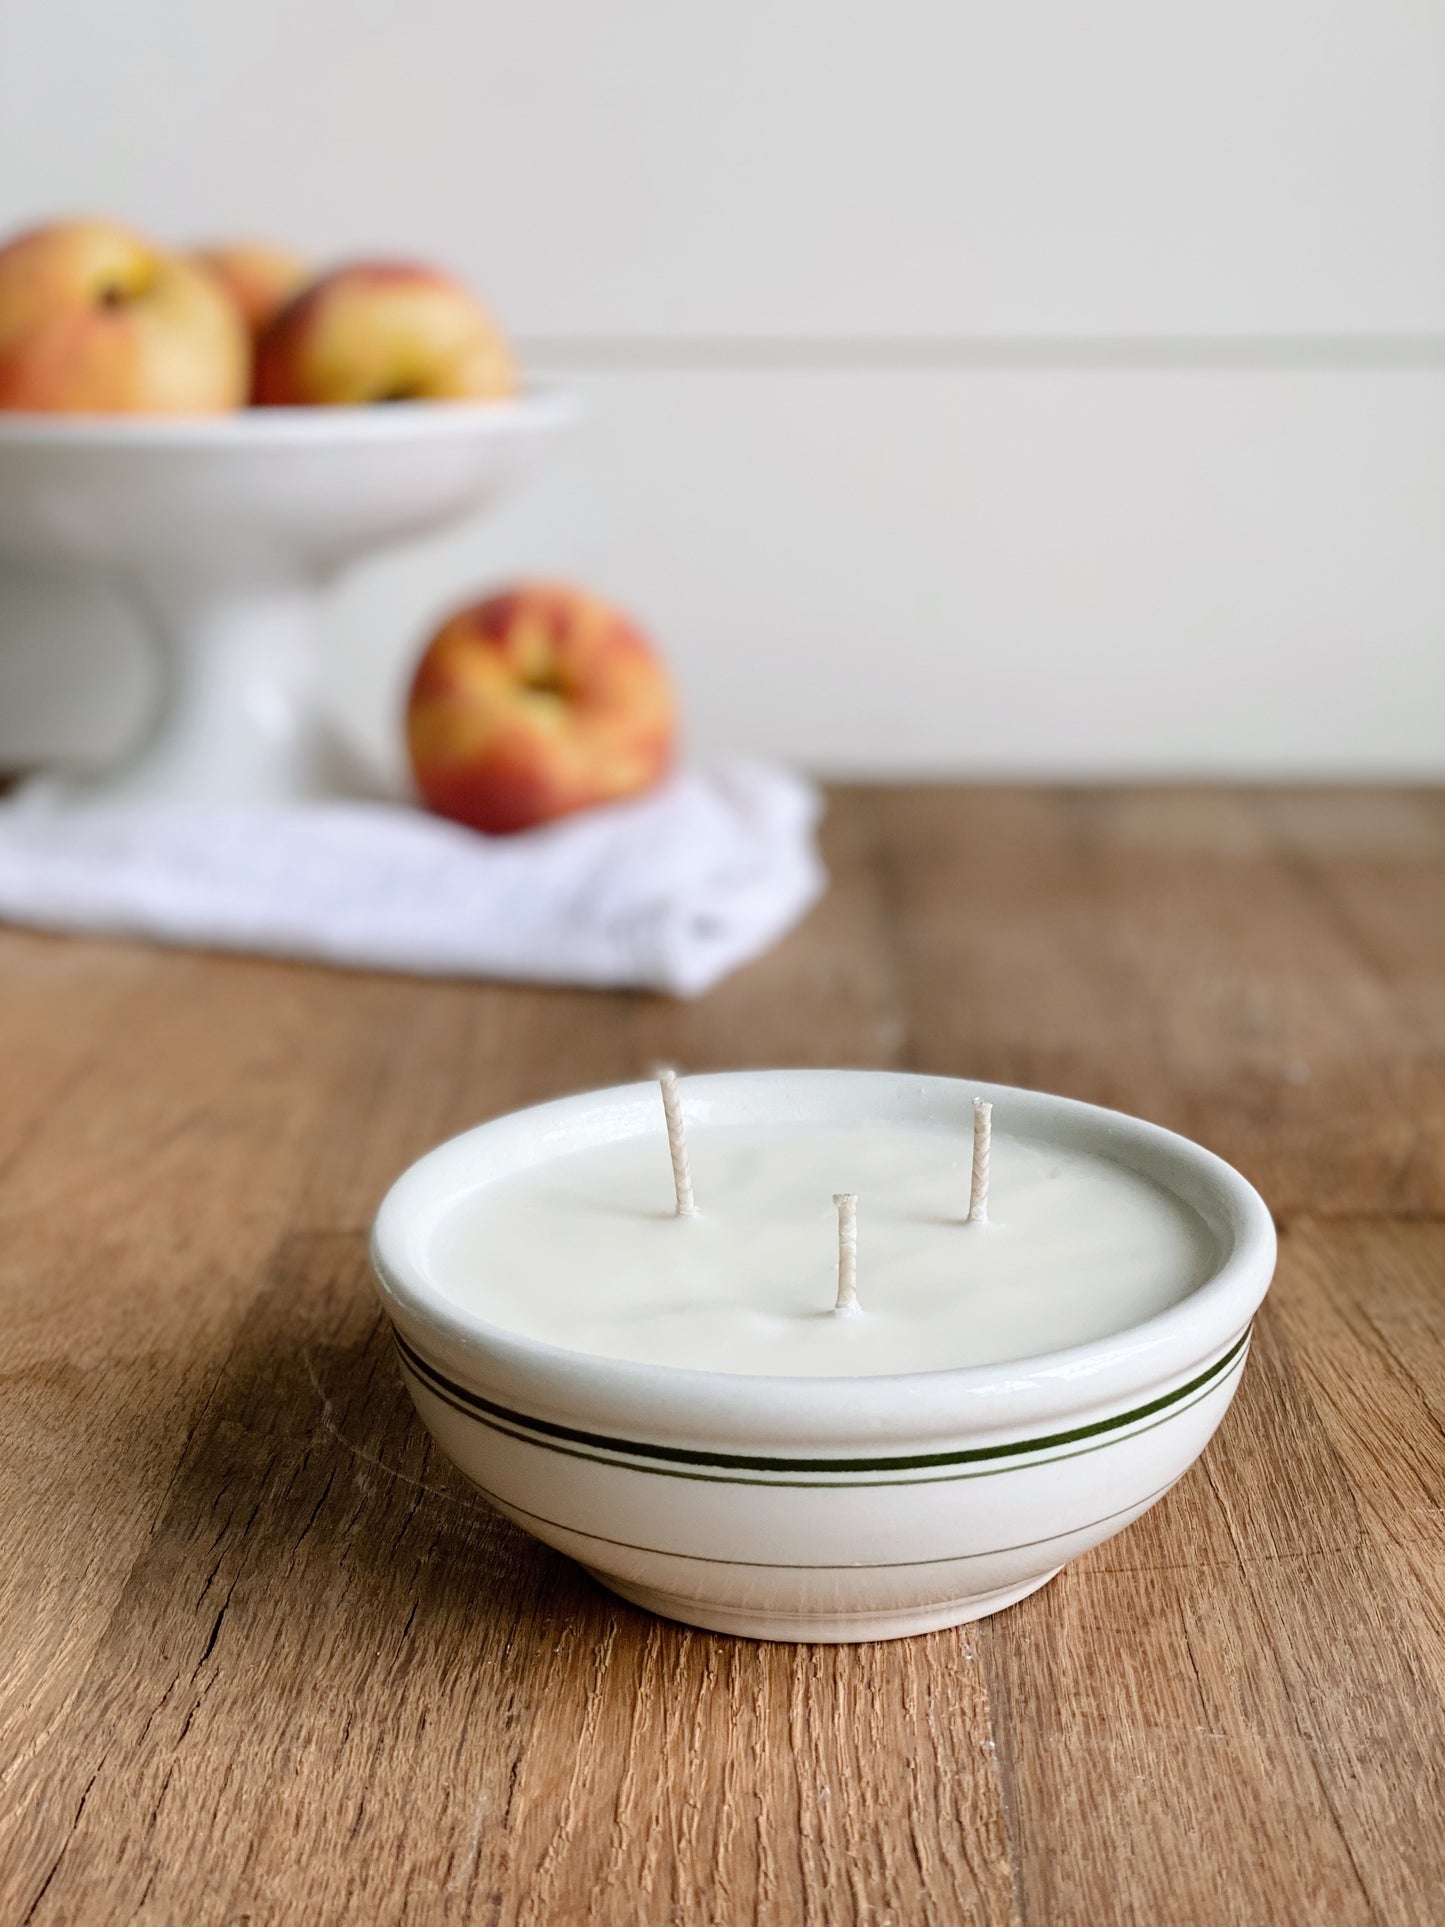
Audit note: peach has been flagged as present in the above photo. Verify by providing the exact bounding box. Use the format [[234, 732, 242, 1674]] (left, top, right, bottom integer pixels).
[[253, 261, 515, 406], [191, 241, 311, 341], [406, 585, 676, 834], [0, 219, 247, 414]]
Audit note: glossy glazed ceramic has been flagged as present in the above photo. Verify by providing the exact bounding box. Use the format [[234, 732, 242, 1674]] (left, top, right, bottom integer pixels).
[[371, 1072, 1276, 1643], [0, 397, 571, 804]]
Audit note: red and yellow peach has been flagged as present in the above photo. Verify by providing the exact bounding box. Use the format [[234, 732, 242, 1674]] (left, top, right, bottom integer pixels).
[[253, 261, 515, 407], [0, 219, 248, 415], [406, 586, 676, 834]]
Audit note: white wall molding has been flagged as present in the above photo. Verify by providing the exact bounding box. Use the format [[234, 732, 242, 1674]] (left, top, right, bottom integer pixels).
[[520, 336, 1445, 372]]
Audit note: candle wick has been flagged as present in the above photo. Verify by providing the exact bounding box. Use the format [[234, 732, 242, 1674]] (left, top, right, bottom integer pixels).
[[833, 1192, 860, 1316], [656, 1067, 697, 1217], [969, 1097, 992, 1224]]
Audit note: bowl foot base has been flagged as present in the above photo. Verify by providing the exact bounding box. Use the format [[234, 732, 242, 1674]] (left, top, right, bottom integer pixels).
[[584, 1566, 1062, 1643]]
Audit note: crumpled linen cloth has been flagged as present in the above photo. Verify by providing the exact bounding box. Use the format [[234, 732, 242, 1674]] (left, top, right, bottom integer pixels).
[[0, 762, 826, 998]]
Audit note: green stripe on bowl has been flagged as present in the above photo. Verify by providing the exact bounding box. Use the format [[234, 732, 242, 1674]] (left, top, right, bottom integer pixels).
[[391, 1323, 1251, 1487], [467, 1472, 1186, 1570]]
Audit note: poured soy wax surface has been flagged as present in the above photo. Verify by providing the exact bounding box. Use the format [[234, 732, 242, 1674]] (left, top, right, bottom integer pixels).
[[422, 1122, 1218, 1376]]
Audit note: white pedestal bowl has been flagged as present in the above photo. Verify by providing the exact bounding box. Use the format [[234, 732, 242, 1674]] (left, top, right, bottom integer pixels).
[[0, 397, 571, 805]]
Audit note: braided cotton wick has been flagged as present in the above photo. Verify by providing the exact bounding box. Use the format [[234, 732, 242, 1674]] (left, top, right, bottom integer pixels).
[[657, 1068, 697, 1217], [834, 1192, 860, 1316], [969, 1097, 992, 1224]]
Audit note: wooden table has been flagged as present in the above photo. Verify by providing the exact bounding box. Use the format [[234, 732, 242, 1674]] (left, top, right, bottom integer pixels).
[[4, 787, 1443, 1925]]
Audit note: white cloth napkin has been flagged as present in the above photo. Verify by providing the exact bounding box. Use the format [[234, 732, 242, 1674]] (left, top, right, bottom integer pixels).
[[0, 763, 826, 998]]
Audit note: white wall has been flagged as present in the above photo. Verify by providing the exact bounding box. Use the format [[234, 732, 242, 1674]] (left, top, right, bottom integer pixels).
[[2, 1, 1443, 779]]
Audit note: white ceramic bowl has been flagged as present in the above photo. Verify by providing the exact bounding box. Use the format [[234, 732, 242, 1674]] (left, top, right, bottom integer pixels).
[[0, 396, 571, 804], [371, 1072, 1276, 1643]]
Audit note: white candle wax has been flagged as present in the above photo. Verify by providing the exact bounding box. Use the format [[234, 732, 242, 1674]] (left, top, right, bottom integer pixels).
[[422, 1119, 1216, 1377]]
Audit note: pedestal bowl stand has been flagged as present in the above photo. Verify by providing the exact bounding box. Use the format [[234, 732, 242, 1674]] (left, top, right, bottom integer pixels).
[[0, 397, 571, 805]]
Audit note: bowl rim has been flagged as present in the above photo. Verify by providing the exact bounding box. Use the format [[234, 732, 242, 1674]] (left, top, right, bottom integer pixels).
[[370, 1070, 1277, 1447], [0, 388, 573, 448]]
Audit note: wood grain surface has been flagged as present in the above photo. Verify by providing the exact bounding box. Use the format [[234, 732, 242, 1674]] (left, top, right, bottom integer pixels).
[[2, 787, 1443, 1925]]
